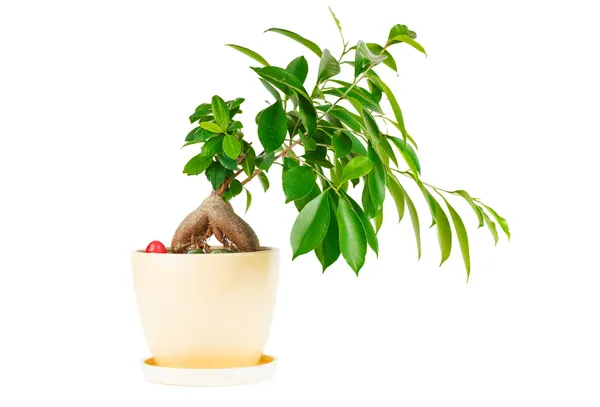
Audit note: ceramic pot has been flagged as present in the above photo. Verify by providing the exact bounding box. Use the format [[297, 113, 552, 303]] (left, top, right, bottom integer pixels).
[[132, 247, 279, 368]]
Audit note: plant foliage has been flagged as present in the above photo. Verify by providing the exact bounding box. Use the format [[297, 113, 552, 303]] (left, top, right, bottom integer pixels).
[[180, 9, 509, 280]]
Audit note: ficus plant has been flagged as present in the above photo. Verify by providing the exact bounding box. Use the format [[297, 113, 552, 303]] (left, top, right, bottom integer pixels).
[[170, 8, 510, 280]]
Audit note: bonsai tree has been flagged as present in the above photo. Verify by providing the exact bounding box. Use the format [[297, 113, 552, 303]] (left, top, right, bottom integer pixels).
[[169, 9, 510, 280]]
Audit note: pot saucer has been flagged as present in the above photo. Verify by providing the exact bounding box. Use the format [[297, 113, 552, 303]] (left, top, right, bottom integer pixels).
[[141, 355, 277, 387]]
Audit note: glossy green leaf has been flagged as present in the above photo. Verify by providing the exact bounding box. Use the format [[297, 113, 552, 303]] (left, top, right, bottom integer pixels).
[[282, 166, 316, 203], [323, 85, 382, 113], [355, 40, 386, 77], [200, 122, 223, 133], [291, 192, 330, 259], [344, 192, 378, 255], [205, 161, 226, 190], [389, 136, 421, 175], [265, 28, 323, 57], [362, 180, 378, 219], [252, 66, 310, 99], [340, 156, 373, 185], [258, 171, 269, 192], [481, 208, 499, 245], [223, 134, 241, 159], [379, 136, 398, 167], [328, 6, 343, 37], [298, 95, 317, 137], [317, 49, 341, 83], [185, 127, 214, 143], [367, 145, 386, 211], [346, 131, 368, 156], [255, 151, 275, 171], [283, 156, 300, 171], [295, 183, 320, 212], [183, 154, 212, 176], [241, 146, 256, 176], [417, 180, 437, 227], [315, 192, 341, 272], [430, 194, 452, 266], [260, 79, 281, 101], [454, 190, 484, 228], [367, 76, 409, 143], [388, 24, 417, 43], [226, 44, 270, 66], [200, 136, 223, 156], [286, 56, 309, 84], [211, 95, 230, 131], [389, 35, 427, 56], [328, 107, 362, 132], [443, 197, 470, 280], [258, 100, 287, 153], [332, 131, 352, 158], [375, 208, 384, 233], [229, 179, 243, 197], [477, 202, 510, 240], [362, 108, 381, 144], [366, 43, 397, 72], [385, 174, 405, 222], [337, 199, 367, 274], [218, 153, 238, 170], [401, 183, 422, 259], [245, 188, 252, 213]]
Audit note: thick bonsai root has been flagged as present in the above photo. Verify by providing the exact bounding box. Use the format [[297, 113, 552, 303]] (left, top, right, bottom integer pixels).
[[171, 193, 260, 253]]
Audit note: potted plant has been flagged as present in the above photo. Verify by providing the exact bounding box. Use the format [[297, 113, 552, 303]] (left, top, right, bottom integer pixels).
[[132, 8, 509, 386]]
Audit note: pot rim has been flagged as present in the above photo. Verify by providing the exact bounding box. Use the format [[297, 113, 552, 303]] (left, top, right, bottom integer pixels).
[[133, 246, 279, 257]]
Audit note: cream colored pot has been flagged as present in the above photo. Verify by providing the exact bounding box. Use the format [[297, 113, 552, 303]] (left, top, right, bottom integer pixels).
[[132, 248, 279, 369]]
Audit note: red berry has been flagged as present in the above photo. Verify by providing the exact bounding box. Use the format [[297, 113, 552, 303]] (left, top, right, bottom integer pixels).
[[146, 240, 167, 253]]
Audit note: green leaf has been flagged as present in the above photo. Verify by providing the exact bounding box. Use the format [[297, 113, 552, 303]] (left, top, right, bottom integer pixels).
[[185, 127, 214, 143], [430, 194, 452, 266], [332, 131, 352, 158], [241, 146, 255, 176], [217, 153, 238, 170], [265, 28, 323, 57], [183, 154, 213, 176], [379, 136, 399, 167], [303, 151, 334, 168], [189, 110, 211, 124], [229, 179, 243, 197], [388, 24, 417, 42], [225, 44, 270, 66], [355, 40, 386, 77], [344, 192, 378, 255], [417, 180, 437, 227], [454, 190, 484, 228], [258, 100, 287, 153], [375, 208, 384, 233], [337, 199, 367, 274], [282, 166, 316, 203], [402, 183, 422, 259], [328, 6, 343, 36], [366, 43, 397, 72], [346, 131, 368, 156], [211, 95, 230, 132], [388, 35, 427, 56], [286, 56, 309, 84], [317, 49, 341, 83], [205, 162, 226, 190], [389, 136, 421, 175], [260, 79, 281, 101], [283, 156, 299, 171], [362, 180, 378, 219], [299, 131, 317, 151], [340, 156, 373, 184], [255, 151, 275, 171], [200, 122, 223, 133], [367, 145, 386, 212], [367, 76, 409, 143], [200, 136, 223, 156], [245, 188, 252, 213], [298, 95, 317, 137], [385, 174, 405, 222], [291, 192, 330, 259], [361, 108, 381, 144], [295, 183, 320, 212], [443, 197, 471, 280], [477, 202, 510, 240], [481, 208, 499, 245], [258, 171, 269, 192], [328, 107, 362, 132], [223, 134, 241, 159], [252, 66, 308, 98], [315, 192, 341, 272], [323, 85, 382, 113]]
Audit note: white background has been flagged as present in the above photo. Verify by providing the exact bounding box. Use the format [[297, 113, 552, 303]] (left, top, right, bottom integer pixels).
[[1, 0, 598, 405]]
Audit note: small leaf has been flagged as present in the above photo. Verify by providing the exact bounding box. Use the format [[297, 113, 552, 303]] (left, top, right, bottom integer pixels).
[[258, 171, 270, 192], [443, 197, 471, 280], [417, 180, 437, 227], [385, 174, 405, 223], [260, 79, 281, 101], [255, 151, 275, 171], [315, 192, 341, 272], [477, 202, 510, 240], [379, 136, 399, 167], [200, 122, 223, 133], [205, 161, 226, 190], [252, 66, 310, 99], [355, 40, 386, 77], [229, 179, 243, 197], [265, 28, 323, 57], [245, 188, 252, 213], [295, 183, 320, 212], [362, 108, 381, 144], [367, 76, 409, 143], [299, 131, 317, 151], [183, 154, 212, 176], [283, 156, 299, 170], [330, 132, 350, 158], [258, 100, 287, 153], [362, 181, 378, 219], [226, 44, 270, 66], [291, 192, 331, 259], [328, 6, 343, 36], [402, 184, 422, 259], [344, 192, 378, 255], [430, 194, 452, 266], [388, 24, 417, 42], [298, 95, 317, 137], [241, 146, 256, 176], [389, 136, 421, 175], [185, 127, 213, 142], [286, 56, 309, 84], [366, 43, 397, 72], [223, 134, 241, 159], [218, 153, 238, 170], [388, 35, 427, 56], [454, 190, 484, 228], [200, 136, 223, 156], [367, 145, 386, 212], [347, 131, 368, 156], [375, 208, 383, 233], [328, 107, 362, 132], [317, 49, 341, 83], [323, 85, 382, 113], [211, 95, 230, 132], [337, 199, 367, 274], [481, 208, 499, 245], [282, 166, 316, 203], [340, 156, 373, 184]]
